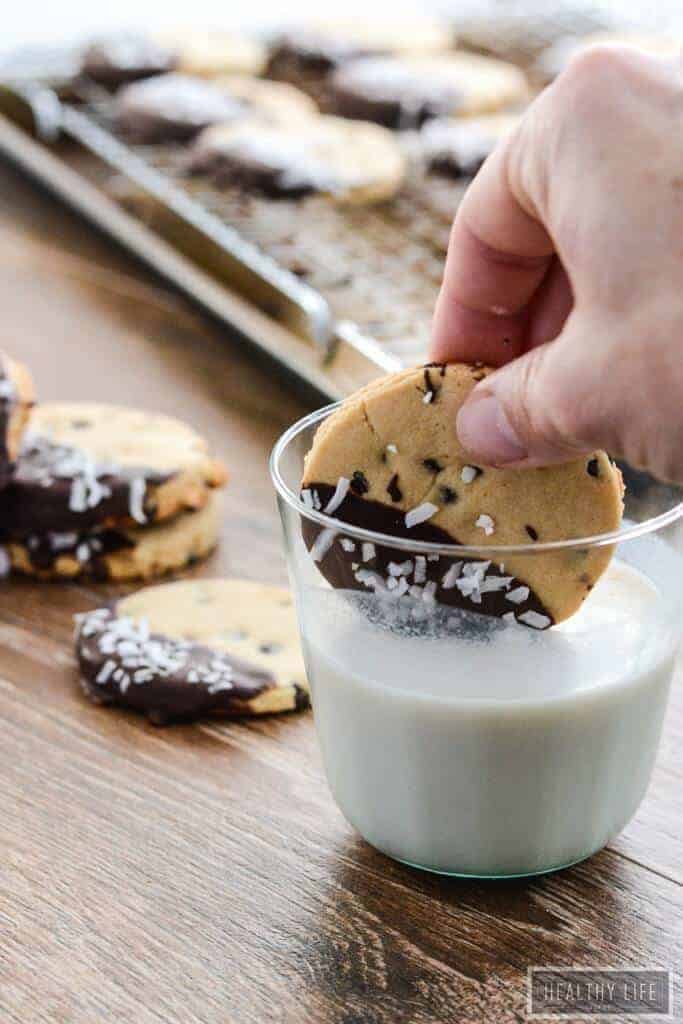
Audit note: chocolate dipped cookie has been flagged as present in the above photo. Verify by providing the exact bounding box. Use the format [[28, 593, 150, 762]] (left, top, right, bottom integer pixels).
[[188, 114, 406, 203], [75, 577, 309, 723], [329, 53, 529, 129], [0, 402, 226, 536], [6, 488, 223, 582], [301, 364, 624, 628]]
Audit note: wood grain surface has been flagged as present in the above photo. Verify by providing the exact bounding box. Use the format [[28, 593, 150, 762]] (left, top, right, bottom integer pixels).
[[0, 158, 680, 1024]]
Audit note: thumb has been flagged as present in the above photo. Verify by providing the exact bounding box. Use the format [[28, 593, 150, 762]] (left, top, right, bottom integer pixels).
[[456, 332, 616, 468]]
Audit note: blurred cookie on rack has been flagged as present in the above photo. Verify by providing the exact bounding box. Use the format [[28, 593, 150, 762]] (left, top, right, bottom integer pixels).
[[75, 578, 309, 723], [188, 114, 406, 203], [114, 71, 318, 144], [81, 29, 265, 90], [419, 113, 520, 179], [329, 53, 529, 129], [265, 17, 454, 105], [114, 73, 246, 143], [0, 352, 35, 489]]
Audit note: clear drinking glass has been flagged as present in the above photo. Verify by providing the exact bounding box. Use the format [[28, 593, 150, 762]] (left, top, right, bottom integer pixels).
[[270, 404, 683, 878]]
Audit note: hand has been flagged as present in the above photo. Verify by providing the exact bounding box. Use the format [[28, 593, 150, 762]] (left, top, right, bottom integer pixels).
[[431, 44, 683, 483]]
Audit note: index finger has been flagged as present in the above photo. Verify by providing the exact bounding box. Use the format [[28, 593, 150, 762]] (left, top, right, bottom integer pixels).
[[430, 112, 555, 366]]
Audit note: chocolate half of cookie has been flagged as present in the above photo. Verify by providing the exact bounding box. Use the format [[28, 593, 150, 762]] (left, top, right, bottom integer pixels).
[[75, 583, 310, 724], [81, 33, 178, 89], [301, 484, 553, 629], [115, 72, 245, 144], [0, 352, 34, 489], [421, 115, 518, 179], [0, 435, 170, 534], [329, 56, 463, 129]]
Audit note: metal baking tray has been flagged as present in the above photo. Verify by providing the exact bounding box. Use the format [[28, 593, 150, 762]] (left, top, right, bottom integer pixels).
[[0, 46, 470, 399]]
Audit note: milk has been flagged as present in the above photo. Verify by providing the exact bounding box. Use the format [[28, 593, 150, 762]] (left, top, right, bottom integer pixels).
[[300, 561, 677, 876]]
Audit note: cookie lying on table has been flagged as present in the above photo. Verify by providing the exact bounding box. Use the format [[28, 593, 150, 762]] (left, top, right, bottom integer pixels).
[[301, 363, 624, 628], [75, 578, 309, 724], [6, 488, 223, 581], [0, 401, 227, 534]]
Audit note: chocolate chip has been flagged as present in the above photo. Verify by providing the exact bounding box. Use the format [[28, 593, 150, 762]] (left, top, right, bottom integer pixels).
[[422, 368, 441, 402], [525, 525, 538, 541], [587, 458, 600, 478], [387, 474, 402, 502], [259, 643, 283, 655], [424, 362, 447, 377], [440, 486, 458, 504], [422, 458, 442, 473], [350, 470, 369, 495]]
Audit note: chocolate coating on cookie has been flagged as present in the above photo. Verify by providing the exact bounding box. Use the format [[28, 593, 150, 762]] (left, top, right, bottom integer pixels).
[[76, 605, 310, 724], [266, 30, 372, 76], [421, 116, 516, 178], [11, 527, 134, 578], [82, 34, 178, 89], [0, 436, 168, 534], [330, 57, 463, 129], [115, 73, 244, 143], [302, 484, 554, 628], [0, 356, 18, 487]]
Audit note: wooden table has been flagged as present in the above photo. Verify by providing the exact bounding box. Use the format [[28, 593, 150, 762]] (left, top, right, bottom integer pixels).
[[0, 157, 680, 1024]]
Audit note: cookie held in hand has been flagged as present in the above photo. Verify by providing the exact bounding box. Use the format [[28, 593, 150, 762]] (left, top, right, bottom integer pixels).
[[301, 363, 624, 628], [75, 578, 309, 724]]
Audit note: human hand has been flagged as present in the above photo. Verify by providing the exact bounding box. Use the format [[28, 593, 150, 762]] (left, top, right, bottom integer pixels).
[[431, 44, 683, 483]]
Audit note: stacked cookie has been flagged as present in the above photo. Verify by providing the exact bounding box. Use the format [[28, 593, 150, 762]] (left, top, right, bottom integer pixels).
[[0, 397, 227, 581]]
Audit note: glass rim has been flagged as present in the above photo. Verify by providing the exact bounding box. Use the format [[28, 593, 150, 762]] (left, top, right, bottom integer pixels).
[[270, 403, 683, 557]]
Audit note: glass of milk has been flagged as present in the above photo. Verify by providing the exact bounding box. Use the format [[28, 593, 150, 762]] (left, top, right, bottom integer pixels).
[[270, 405, 683, 878]]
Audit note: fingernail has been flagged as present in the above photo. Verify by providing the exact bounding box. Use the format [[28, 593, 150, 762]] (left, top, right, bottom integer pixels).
[[456, 393, 528, 465]]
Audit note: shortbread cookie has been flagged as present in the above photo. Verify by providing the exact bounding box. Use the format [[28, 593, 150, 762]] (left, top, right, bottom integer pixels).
[[81, 33, 178, 89], [212, 75, 318, 124], [301, 363, 624, 628], [0, 353, 35, 487], [82, 30, 265, 89], [6, 488, 223, 581], [421, 114, 519, 178], [160, 29, 266, 77], [75, 578, 309, 723], [114, 72, 246, 144], [330, 54, 529, 129], [0, 402, 226, 535], [188, 115, 406, 203]]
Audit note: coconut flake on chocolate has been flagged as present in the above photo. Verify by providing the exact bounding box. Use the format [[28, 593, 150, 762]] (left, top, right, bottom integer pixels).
[[506, 585, 530, 605], [311, 527, 338, 562], [517, 610, 552, 630], [129, 477, 147, 524], [340, 538, 356, 552], [324, 476, 350, 514], [362, 542, 376, 563], [405, 502, 439, 528]]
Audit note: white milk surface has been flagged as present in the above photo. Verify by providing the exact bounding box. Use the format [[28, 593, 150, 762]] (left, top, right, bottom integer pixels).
[[301, 560, 677, 876]]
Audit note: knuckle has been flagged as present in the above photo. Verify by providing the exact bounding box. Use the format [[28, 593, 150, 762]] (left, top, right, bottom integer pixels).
[[556, 43, 633, 108]]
